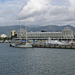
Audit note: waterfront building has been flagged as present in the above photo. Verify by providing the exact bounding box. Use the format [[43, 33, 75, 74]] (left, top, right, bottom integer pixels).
[[17, 27, 74, 40], [11, 30, 16, 37], [0, 34, 8, 38]]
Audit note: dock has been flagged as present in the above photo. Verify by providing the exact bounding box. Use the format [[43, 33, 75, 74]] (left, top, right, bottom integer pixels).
[[32, 44, 75, 49]]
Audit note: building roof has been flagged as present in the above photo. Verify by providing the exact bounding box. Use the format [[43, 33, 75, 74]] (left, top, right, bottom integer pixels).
[[11, 30, 16, 32]]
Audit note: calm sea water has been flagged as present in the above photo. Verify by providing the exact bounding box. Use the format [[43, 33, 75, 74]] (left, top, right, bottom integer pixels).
[[0, 43, 75, 75]]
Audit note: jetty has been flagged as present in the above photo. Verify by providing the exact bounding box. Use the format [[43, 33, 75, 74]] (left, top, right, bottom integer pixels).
[[32, 44, 75, 49]]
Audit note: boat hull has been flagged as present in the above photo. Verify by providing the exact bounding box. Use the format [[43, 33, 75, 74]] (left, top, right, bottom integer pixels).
[[15, 44, 32, 48], [10, 43, 32, 48]]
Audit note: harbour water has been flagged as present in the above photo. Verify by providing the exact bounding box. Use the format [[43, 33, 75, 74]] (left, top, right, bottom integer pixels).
[[0, 43, 75, 75]]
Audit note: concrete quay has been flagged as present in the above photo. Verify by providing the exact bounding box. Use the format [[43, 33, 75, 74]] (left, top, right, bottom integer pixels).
[[32, 44, 75, 49]]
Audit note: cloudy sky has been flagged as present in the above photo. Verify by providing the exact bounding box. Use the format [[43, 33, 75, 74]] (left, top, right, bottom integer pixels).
[[0, 0, 75, 26]]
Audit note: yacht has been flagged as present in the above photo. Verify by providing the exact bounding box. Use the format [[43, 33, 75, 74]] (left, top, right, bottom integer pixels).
[[10, 39, 32, 48], [45, 37, 70, 45], [10, 24, 32, 48]]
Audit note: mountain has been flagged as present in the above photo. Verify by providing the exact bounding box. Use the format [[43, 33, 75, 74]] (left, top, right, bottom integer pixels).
[[0, 25, 75, 36], [29, 25, 75, 32], [0, 25, 25, 36]]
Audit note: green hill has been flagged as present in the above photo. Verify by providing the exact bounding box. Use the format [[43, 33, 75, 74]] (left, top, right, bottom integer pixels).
[[0, 25, 75, 36]]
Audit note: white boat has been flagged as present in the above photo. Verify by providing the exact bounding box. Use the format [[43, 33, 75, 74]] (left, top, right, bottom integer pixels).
[[10, 42, 32, 48], [16, 43, 32, 48], [10, 24, 32, 48], [45, 37, 70, 45], [69, 41, 75, 45]]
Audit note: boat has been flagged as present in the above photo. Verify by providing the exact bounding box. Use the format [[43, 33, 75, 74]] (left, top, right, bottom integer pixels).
[[10, 32, 32, 48], [10, 23, 32, 48], [45, 37, 70, 45], [10, 43, 32, 48], [10, 39, 32, 48], [69, 41, 75, 45]]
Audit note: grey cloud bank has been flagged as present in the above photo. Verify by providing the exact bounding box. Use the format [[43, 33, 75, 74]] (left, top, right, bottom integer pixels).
[[0, 0, 75, 26]]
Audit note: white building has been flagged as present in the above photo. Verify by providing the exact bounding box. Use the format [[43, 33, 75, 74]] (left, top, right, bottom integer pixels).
[[0, 34, 8, 38], [17, 27, 74, 40]]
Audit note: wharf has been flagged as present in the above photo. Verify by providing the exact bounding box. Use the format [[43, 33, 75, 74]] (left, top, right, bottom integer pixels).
[[32, 44, 75, 49]]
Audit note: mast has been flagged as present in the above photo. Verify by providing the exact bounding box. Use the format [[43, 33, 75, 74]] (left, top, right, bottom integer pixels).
[[25, 25, 28, 43], [19, 19, 21, 39], [61, 26, 62, 41]]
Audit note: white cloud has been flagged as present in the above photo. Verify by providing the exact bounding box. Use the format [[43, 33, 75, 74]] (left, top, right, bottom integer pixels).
[[0, 0, 25, 26], [18, 0, 75, 26], [19, 0, 51, 19], [0, 0, 75, 26]]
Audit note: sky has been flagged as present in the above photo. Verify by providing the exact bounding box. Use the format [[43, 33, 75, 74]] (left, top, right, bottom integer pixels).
[[0, 0, 75, 26]]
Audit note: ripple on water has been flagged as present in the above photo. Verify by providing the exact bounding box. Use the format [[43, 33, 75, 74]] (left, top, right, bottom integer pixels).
[[0, 44, 75, 75]]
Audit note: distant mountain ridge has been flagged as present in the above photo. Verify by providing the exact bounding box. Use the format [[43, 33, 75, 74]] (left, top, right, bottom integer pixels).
[[29, 25, 75, 32], [0, 25, 75, 36]]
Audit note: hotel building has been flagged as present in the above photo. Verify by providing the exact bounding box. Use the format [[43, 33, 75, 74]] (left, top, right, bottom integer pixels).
[[17, 27, 74, 40]]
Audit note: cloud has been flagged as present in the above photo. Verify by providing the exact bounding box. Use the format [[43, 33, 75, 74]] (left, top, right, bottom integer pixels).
[[0, 0, 25, 26], [18, 0, 75, 26], [19, 0, 51, 19], [0, 0, 75, 26]]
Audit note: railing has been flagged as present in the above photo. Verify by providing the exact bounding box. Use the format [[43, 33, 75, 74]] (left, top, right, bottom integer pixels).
[[14, 37, 75, 40]]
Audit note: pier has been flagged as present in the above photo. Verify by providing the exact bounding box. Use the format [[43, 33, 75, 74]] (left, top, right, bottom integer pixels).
[[32, 44, 75, 49]]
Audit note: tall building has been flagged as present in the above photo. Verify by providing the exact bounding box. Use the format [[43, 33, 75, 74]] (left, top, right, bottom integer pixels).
[[11, 30, 16, 37]]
